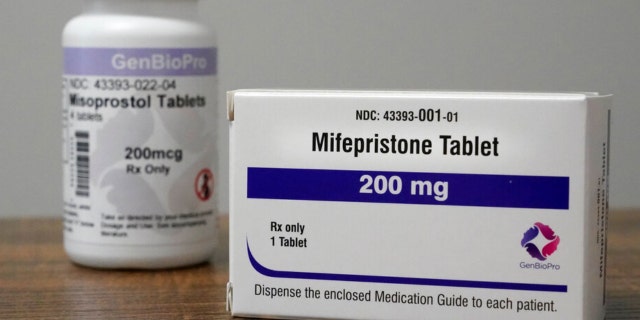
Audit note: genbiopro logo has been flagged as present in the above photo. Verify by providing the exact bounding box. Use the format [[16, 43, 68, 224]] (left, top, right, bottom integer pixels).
[[521, 222, 560, 261]]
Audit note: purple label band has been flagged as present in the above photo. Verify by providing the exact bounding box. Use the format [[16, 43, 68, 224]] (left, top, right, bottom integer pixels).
[[248, 242, 568, 292], [247, 167, 570, 210], [64, 47, 217, 76]]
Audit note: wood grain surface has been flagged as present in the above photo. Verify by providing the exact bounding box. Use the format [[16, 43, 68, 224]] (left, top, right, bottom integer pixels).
[[1, 211, 638, 319], [0, 216, 229, 319]]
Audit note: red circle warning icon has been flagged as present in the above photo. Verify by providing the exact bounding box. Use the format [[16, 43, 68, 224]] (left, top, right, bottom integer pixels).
[[195, 168, 214, 201]]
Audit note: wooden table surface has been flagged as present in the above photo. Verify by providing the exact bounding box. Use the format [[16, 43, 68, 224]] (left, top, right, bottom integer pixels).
[[1, 211, 638, 319]]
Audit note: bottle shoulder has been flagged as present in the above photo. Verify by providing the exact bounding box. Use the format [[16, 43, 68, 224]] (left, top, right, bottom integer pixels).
[[63, 14, 215, 47]]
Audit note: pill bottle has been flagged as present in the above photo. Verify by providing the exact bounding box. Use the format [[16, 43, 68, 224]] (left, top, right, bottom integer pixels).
[[62, 0, 218, 269]]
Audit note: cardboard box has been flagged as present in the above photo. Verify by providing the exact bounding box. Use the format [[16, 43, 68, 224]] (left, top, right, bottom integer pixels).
[[227, 90, 610, 320]]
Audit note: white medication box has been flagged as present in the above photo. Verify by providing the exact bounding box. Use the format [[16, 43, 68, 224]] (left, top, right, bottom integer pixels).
[[227, 90, 611, 320]]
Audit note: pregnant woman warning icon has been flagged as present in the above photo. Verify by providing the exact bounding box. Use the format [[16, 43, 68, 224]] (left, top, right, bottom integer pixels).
[[195, 168, 214, 201]]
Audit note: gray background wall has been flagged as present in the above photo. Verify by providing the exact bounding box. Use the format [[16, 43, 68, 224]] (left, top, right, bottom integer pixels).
[[1, 1, 638, 217]]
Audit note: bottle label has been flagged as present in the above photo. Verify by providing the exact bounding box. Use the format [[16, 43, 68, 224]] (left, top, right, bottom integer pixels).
[[62, 47, 218, 245]]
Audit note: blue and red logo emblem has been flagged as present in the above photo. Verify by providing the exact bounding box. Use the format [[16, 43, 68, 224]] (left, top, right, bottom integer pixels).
[[521, 222, 560, 261]]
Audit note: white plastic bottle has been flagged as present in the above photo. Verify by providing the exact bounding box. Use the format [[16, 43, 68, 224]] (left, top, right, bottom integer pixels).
[[62, 0, 218, 268]]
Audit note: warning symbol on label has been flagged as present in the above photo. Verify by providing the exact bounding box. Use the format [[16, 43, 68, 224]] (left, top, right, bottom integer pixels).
[[195, 168, 214, 201]]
